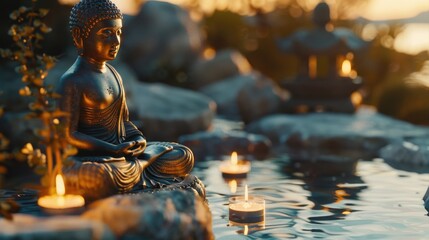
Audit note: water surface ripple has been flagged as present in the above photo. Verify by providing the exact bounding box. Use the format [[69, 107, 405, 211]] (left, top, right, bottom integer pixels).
[[192, 157, 429, 239]]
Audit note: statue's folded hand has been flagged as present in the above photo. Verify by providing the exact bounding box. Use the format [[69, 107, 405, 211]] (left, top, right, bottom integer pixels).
[[112, 141, 137, 156]]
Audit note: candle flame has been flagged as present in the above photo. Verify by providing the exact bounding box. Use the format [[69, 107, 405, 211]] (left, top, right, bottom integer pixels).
[[56, 174, 65, 196], [231, 151, 238, 166], [245, 184, 248, 202], [341, 59, 352, 76], [244, 225, 248, 235]]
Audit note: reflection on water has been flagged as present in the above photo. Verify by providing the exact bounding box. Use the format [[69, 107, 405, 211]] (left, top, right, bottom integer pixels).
[[192, 157, 429, 239]]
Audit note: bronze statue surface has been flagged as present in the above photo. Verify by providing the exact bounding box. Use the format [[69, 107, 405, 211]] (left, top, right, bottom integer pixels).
[[57, 0, 204, 200]]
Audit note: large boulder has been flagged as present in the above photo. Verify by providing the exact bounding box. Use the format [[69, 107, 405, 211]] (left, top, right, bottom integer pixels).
[[237, 72, 288, 124], [82, 190, 213, 240], [188, 49, 252, 89], [200, 72, 285, 121], [121, 1, 203, 86], [377, 61, 429, 125]]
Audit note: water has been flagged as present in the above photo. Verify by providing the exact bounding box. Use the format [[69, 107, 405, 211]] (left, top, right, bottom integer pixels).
[[3, 155, 429, 238], [192, 157, 429, 239]]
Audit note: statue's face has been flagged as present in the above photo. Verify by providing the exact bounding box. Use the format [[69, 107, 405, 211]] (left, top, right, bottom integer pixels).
[[82, 18, 122, 61]]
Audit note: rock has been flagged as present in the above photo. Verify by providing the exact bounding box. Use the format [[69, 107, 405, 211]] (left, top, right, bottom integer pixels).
[[121, 1, 203, 86], [0, 214, 113, 240], [423, 187, 429, 212], [237, 72, 288, 124], [288, 151, 359, 177], [124, 76, 216, 141], [189, 49, 252, 89], [245, 107, 429, 159], [82, 190, 213, 240], [178, 129, 272, 160], [380, 139, 429, 166], [200, 72, 284, 121], [199, 74, 251, 120], [377, 61, 429, 125]]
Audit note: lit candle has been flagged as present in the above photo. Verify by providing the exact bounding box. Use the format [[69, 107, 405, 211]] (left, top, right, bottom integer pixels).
[[38, 174, 85, 212], [219, 152, 251, 178], [229, 185, 265, 224]]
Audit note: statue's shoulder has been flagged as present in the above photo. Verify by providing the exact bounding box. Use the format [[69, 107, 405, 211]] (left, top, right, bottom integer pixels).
[[57, 61, 86, 93]]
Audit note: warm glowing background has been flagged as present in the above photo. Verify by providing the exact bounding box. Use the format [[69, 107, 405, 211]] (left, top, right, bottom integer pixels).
[[59, 0, 429, 54], [134, 0, 429, 55]]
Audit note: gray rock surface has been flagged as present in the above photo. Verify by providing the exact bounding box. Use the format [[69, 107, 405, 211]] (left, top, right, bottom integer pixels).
[[124, 74, 216, 141], [200, 72, 285, 122], [0, 191, 212, 240], [178, 129, 272, 160], [121, 1, 203, 84], [246, 107, 429, 159], [199, 74, 252, 120], [380, 139, 429, 166], [82, 190, 213, 240], [189, 49, 252, 89], [237, 72, 288, 124], [0, 214, 113, 240]]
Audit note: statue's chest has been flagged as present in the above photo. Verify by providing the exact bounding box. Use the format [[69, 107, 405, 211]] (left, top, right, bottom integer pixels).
[[82, 73, 121, 109]]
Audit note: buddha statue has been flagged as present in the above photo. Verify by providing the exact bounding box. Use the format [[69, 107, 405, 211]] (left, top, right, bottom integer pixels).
[[56, 0, 204, 200]]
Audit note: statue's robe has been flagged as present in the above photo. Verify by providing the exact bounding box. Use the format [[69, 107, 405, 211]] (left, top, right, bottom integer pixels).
[[62, 64, 200, 200]]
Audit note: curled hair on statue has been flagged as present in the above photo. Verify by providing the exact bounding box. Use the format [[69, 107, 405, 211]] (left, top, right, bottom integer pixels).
[[69, 0, 122, 43]]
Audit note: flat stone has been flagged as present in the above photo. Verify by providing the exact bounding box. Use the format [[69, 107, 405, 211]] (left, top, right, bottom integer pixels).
[[0, 214, 113, 240], [246, 107, 429, 159], [82, 190, 213, 240], [178, 129, 272, 160]]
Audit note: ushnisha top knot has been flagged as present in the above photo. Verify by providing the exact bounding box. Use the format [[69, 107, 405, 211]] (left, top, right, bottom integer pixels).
[[69, 0, 122, 39]]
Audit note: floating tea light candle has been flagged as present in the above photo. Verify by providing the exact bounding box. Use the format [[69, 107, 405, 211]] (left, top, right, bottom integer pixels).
[[38, 174, 85, 212], [229, 185, 265, 224], [219, 152, 251, 178]]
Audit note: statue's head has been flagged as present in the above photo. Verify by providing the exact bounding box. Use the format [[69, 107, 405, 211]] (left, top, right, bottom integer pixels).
[[70, 0, 123, 61]]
